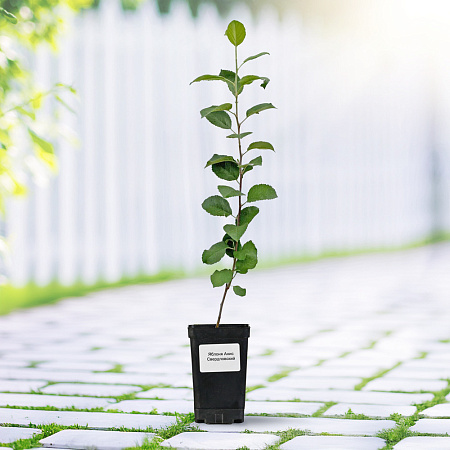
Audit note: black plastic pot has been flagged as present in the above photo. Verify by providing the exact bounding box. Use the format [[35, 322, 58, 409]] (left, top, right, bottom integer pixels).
[[188, 324, 250, 424]]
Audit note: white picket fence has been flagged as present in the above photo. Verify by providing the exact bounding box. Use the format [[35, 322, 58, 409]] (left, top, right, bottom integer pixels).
[[3, 2, 450, 287]]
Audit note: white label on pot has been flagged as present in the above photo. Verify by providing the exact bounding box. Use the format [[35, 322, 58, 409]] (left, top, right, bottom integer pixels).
[[199, 343, 240, 373]]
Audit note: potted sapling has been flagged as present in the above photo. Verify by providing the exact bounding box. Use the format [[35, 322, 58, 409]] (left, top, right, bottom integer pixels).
[[188, 20, 277, 424]]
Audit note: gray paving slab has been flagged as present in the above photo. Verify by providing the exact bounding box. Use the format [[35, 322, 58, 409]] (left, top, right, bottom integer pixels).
[[0, 393, 113, 409], [0, 368, 192, 387], [363, 378, 447, 392], [38, 361, 116, 372], [123, 362, 190, 374], [325, 403, 416, 418], [160, 432, 279, 449], [410, 419, 450, 434], [280, 436, 386, 449], [269, 376, 361, 390], [196, 416, 396, 436], [393, 437, 450, 449], [289, 366, 380, 378], [246, 388, 433, 405], [385, 367, 450, 380], [0, 379, 47, 393], [0, 407, 176, 429], [136, 387, 193, 400], [0, 426, 41, 443], [40, 383, 141, 397], [109, 399, 193, 414], [245, 401, 324, 416], [421, 403, 450, 417], [39, 429, 155, 449]]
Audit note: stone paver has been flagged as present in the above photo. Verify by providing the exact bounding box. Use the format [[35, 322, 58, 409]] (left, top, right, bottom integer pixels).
[[245, 400, 324, 416], [39, 429, 154, 449], [110, 399, 193, 414], [0, 379, 47, 393], [422, 403, 450, 417], [41, 382, 140, 397], [0, 368, 192, 387], [0, 426, 41, 443], [393, 437, 450, 449], [160, 432, 279, 449], [0, 408, 176, 429], [196, 416, 396, 436], [37, 361, 116, 371], [279, 435, 386, 449], [363, 378, 448, 392], [246, 388, 433, 405], [410, 419, 450, 434], [1, 245, 450, 449], [269, 376, 361, 390], [325, 403, 416, 418], [0, 393, 113, 409], [136, 387, 193, 400]]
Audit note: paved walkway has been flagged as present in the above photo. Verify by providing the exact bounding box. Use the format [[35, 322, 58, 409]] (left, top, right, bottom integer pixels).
[[1, 244, 450, 449]]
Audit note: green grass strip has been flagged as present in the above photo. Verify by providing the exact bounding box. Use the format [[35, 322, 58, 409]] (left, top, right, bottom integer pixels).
[[0, 271, 184, 316]]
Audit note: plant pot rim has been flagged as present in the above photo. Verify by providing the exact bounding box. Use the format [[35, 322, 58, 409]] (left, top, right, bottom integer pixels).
[[188, 324, 250, 339]]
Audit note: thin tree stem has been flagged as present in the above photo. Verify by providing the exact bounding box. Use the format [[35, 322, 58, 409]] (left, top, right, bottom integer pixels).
[[215, 44, 243, 328]]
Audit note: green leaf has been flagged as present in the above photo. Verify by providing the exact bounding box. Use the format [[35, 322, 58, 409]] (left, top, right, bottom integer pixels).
[[239, 75, 270, 89], [233, 285, 246, 296], [55, 83, 77, 94], [28, 129, 54, 154], [247, 184, 278, 202], [55, 95, 76, 114], [16, 107, 35, 120], [190, 74, 235, 93], [246, 103, 276, 118], [260, 78, 270, 89], [202, 241, 228, 265], [211, 269, 233, 287], [235, 241, 258, 273], [0, 7, 17, 24], [239, 206, 259, 226], [190, 74, 233, 87], [234, 240, 256, 260], [212, 161, 239, 181], [241, 165, 253, 175], [205, 111, 232, 129], [218, 185, 244, 198], [219, 69, 241, 95], [205, 154, 236, 168], [227, 132, 253, 139], [223, 223, 248, 241], [225, 20, 246, 46], [200, 103, 233, 118], [241, 52, 270, 65], [247, 141, 274, 152], [223, 233, 241, 257], [202, 195, 232, 217], [248, 156, 262, 167]]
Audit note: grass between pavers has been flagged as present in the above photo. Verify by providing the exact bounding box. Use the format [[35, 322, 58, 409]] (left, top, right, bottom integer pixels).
[[95, 364, 124, 373], [0, 413, 197, 450], [375, 381, 450, 450], [3, 235, 449, 316], [354, 362, 402, 391], [0, 405, 173, 416], [266, 367, 299, 383]]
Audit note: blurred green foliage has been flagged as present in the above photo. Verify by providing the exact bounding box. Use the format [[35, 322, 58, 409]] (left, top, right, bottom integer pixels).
[[0, 0, 90, 215], [0, 0, 90, 281]]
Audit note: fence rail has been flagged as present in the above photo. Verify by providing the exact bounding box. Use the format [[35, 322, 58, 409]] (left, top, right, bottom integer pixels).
[[4, 2, 450, 287]]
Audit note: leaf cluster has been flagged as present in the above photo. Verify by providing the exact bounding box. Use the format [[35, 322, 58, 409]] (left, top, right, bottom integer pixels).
[[191, 20, 277, 319], [0, 1, 85, 216]]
